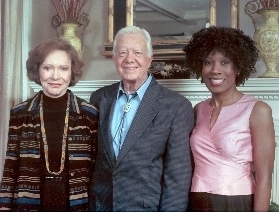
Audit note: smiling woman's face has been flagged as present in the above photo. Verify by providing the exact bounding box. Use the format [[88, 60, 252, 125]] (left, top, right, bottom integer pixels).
[[39, 50, 72, 98], [202, 51, 237, 96]]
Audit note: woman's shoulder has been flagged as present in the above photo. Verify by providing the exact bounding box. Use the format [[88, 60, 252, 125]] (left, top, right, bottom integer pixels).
[[80, 99, 99, 116], [71, 93, 99, 117], [195, 98, 211, 108], [249, 99, 273, 132], [11, 100, 29, 113], [251, 100, 272, 118], [11, 93, 41, 115], [241, 94, 271, 116]]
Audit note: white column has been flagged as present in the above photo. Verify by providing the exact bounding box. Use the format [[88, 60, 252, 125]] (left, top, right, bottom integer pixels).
[[22, 0, 32, 101]]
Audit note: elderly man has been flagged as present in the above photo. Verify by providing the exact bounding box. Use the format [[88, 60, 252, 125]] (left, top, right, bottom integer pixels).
[[89, 26, 194, 211]]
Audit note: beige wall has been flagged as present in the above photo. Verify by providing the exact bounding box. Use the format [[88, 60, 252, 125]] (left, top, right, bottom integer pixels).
[[30, 0, 267, 81], [30, 0, 118, 81]]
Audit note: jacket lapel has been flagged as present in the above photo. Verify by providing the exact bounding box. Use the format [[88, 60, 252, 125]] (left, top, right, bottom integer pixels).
[[116, 79, 162, 166], [99, 85, 119, 166]]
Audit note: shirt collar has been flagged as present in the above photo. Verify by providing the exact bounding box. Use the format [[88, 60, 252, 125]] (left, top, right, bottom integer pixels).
[[117, 74, 152, 101]]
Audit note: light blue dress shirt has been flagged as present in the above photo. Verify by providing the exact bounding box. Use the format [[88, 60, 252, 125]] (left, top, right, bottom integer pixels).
[[111, 75, 152, 158]]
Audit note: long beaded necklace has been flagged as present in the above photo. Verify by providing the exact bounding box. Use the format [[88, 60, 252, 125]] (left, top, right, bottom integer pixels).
[[39, 92, 70, 175]]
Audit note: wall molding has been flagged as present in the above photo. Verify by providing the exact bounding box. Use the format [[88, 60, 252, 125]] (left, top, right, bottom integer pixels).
[[28, 78, 279, 138], [28, 78, 279, 101]]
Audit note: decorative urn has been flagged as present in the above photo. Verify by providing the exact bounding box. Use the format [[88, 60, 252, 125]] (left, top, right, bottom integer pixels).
[[245, 0, 279, 77]]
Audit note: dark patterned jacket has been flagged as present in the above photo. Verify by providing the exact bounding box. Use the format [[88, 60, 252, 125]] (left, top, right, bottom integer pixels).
[[0, 90, 98, 211]]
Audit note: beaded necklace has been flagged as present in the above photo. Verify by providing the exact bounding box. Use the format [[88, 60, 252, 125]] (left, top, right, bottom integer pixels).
[[39, 92, 70, 175]]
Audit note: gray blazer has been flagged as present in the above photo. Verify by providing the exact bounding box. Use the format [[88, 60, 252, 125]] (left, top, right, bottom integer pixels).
[[89, 77, 194, 211]]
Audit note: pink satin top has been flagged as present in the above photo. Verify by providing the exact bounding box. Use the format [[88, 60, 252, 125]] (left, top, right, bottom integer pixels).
[[190, 95, 257, 195]]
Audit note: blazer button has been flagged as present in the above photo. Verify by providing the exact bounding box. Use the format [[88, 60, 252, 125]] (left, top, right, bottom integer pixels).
[[71, 173, 74, 176]]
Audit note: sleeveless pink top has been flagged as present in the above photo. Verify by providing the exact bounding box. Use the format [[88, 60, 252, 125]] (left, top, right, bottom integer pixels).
[[190, 95, 257, 195]]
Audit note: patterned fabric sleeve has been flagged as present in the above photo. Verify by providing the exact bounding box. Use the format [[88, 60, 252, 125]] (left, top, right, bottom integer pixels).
[[68, 99, 99, 211], [0, 110, 20, 210]]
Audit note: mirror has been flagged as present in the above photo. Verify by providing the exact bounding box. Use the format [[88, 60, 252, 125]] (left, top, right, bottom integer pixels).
[[135, 0, 210, 41], [102, 0, 238, 79], [102, 0, 238, 58]]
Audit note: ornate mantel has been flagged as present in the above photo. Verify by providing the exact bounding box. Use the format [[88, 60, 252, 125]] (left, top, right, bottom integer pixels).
[[28, 78, 279, 204]]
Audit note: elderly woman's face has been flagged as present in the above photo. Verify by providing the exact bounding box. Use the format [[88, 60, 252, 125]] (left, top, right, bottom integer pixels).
[[39, 50, 71, 98], [202, 51, 237, 95]]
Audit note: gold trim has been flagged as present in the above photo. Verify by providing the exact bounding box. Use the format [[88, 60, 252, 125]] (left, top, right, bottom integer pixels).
[[153, 49, 185, 55], [231, 0, 238, 28], [101, 48, 186, 57], [108, 0, 114, 43], [105, 38, 190, 46], [210, 0, 216, 26], [126, 0, 133, 26], [152, 39, 190, 45]]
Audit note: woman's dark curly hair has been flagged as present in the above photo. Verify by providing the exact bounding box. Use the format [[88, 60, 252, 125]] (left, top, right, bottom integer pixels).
[[26, 38, 84, 86], [184, 26, 259, 86]]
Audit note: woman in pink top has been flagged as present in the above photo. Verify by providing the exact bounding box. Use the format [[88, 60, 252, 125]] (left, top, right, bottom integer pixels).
[[184, 27, 275, 212]]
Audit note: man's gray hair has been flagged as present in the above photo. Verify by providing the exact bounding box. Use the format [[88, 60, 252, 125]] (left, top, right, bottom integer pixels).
[[112, 26, 153, 57]]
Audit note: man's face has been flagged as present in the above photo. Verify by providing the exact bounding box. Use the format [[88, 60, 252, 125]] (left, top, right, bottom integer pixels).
[[113, 33, 153, 90]]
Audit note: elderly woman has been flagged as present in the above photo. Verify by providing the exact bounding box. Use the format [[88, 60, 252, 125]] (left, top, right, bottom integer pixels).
[[184, 27, 275, 212], [0, 38, 98, 211]]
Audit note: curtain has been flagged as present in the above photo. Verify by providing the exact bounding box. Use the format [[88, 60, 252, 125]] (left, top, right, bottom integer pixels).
[[0, 0, 27, 181], [273, 147, 279, 204]]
